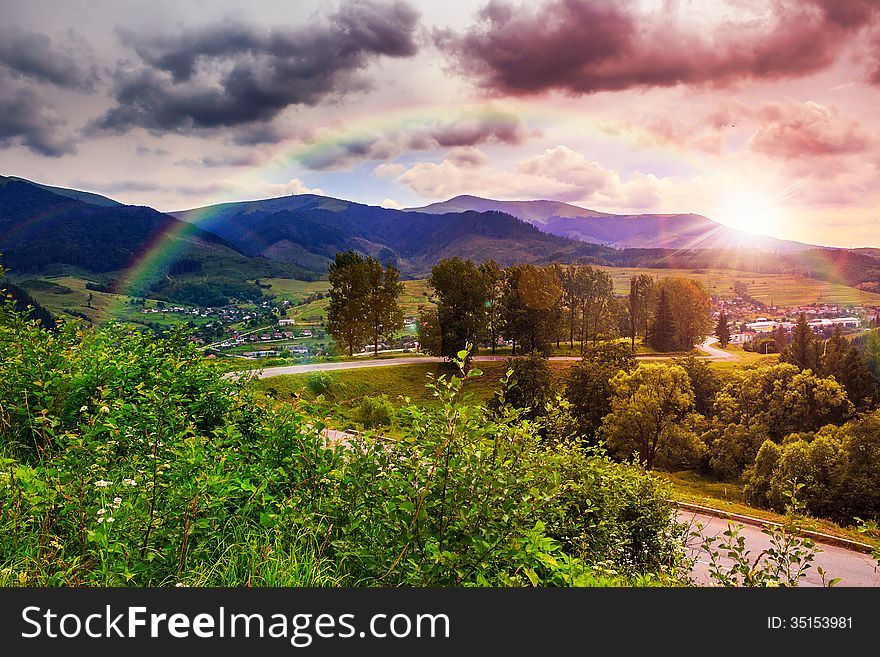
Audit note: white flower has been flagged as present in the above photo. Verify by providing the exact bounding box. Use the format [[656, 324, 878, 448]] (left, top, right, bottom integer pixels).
[[94, 480, 111, 487], [174, 583, 189, 588], [113, 497, 122, 505], [97, 517, 104, 524], [97, 508, 106, 515], [106, 517, 115, 523], [122, 478, 137, 486]]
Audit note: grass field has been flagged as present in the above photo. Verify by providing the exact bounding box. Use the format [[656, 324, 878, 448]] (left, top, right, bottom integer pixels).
[[598, 266, 880, 307]]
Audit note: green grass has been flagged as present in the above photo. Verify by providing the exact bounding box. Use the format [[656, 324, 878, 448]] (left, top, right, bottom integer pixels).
[[598, 266, 880, 307], [263, 278, 330, 303]]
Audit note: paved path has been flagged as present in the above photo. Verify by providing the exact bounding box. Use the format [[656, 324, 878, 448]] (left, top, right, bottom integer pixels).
[[236, 337, 738, 380], [680, 510, 880, 587]]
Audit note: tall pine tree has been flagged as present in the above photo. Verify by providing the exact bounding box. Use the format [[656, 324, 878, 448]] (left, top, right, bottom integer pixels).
[[715, 310, 730, 348], [782, 313, 819, 371], [647, 288, 675, 352]]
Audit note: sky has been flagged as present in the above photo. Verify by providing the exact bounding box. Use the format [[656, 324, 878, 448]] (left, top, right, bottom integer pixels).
[[1, 0, 879, 248]]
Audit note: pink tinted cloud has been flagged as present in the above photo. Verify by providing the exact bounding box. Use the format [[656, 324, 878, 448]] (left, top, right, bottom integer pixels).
[[439, 0, 880, 96], [749, 100, 872, 159]]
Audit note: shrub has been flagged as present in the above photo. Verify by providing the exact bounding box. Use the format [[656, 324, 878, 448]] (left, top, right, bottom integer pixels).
[[354, 394, 394, 429], [306, 371, 333, 394]]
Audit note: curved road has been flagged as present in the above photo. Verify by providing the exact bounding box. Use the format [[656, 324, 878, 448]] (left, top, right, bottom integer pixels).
[[680, 510, 880, 587], [239, 338, 737, 380]]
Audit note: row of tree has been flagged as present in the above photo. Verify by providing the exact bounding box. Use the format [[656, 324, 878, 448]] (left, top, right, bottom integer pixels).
[[326, 251, 404, 356], [418, 257, 713, 358]]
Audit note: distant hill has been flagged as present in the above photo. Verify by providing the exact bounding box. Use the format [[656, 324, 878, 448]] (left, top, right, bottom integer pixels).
[[1, 175, 122, 207], [408, 195, 815, 253], [174, 195, 628, 277], [0, 178, 310, 303]]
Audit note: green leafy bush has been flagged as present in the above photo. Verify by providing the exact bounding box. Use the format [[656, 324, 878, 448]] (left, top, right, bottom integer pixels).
[[354, 395, 394, 429], [307, 371, 334, 394]]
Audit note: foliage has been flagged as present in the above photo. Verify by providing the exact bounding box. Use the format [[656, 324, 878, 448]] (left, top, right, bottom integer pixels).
[[600, 364, 706, 470], [428, 257, 487, 360], [326, 348, 686, 586], [563, 341, 637, 441], [694, 522, 821, 587], [673, 355, 724, 418], [499, 265, 563, 357], [706, 363, 852, 479], [0, 284, 686, 587], [306, 371, 334, 395], [781, 313, 819, 371], [715, 311, 730, 348], [742, 411, 880, 524], [326, 251, 404, 357], [416, 305, 443, 356], [647, 277, 712, 352], [628, 273, 656, 350], [490, 351, 554, 422], [478, 259, 505, 354], [354, 395, 395, 429]]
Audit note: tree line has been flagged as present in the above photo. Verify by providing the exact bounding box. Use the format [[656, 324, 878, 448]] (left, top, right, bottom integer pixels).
[[416, 257, 713, 358]]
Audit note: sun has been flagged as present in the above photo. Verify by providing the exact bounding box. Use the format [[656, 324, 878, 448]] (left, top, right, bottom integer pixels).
[[713, 191, 785, 237]]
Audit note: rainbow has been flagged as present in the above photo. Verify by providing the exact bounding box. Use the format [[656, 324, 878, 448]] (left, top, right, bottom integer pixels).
[[58, 100, 758, 314]]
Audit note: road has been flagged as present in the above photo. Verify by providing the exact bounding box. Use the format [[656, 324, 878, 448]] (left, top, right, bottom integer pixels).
[[238, 338, 737, 380], [680, 510, 880, 587]]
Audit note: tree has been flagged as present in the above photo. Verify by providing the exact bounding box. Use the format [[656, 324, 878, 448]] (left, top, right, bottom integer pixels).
[[600, 364, 704, 470], [326, 251, 370, 356], [416, 306, 442, 356], [363, 259, 404, 356], [647, 287, 675, 352], [782, 313, 819, 371], [428, 257, 487, 360], [500, 265, 562, 357], [715, 310, 730, 348], [576, 266, 616, 351], [563, 341, 637, 441], [628, 274, 655, 350], [479, 259, 505, 354], [326, 251, 403, 357], [673, 355, 724, 417]]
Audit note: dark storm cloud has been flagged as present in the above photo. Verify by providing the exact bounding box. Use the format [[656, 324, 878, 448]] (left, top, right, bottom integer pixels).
[[0, 78, 77, 157], [0, 25, 99, 91], [92, 0, 420, 135], [438, 0, 880, 96]]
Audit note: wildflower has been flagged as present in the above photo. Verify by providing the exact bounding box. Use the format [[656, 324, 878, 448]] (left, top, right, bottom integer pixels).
[[106, 517, 115, 523], [113, 497, 122, 506], [174, 583, 189, 588], [100, 406, 110, 413], [97, 517, 104, 524], [122, 479, 137, 486], [94, 480, 111, 487], [97, 508, 106, 515]]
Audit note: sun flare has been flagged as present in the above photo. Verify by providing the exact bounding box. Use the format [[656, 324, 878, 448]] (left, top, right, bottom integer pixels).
[[713, 191, 785, 237]]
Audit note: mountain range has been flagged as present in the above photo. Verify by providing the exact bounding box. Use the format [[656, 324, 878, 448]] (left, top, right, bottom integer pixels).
[[408, 195, 815, 253], [2, 175, 879, 301]]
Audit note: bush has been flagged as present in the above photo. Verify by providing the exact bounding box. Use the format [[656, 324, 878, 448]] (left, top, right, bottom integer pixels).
[[354, 395, 394, 429], [490, 350, 553, 421], [306, 371, 334, 394], [0, 289, 688, 588]]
